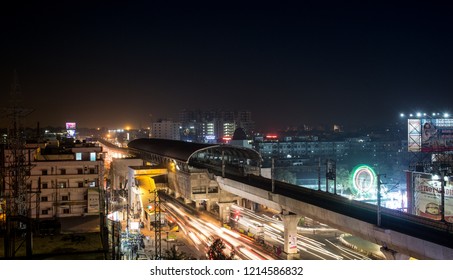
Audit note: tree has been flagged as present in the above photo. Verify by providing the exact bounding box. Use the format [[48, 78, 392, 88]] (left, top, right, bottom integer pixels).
[[206, 238, 235, 260], [275, 169, 296, 184], [163, 245, 193, 260], [336, 167, 351, 194]]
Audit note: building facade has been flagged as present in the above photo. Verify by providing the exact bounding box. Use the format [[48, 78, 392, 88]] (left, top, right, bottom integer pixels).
[[179, 109, 255, 143], [2, 140, 105, 222], [151, 120, 181, 140]]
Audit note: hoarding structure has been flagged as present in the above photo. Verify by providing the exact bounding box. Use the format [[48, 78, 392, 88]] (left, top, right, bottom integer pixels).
[[408, 118, 453, 153], [411, 172, 453, 222]]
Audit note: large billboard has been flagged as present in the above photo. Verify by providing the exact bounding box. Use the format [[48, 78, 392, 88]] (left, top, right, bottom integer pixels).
[[412, 172, 453, 222], [66, 122, 76, 138], [408, 118, 453, 152]]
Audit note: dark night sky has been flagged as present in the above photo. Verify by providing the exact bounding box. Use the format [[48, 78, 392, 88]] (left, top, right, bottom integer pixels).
[[1, 1, 452, 131]]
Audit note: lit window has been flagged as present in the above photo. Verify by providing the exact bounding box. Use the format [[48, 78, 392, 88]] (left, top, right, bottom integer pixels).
[[90, 152, 96, 161], [76, 153, 82, 160]]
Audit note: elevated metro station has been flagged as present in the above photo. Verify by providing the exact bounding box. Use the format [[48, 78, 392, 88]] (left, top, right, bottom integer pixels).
[[120, 138, 453, 260], [109, 139, 264, 229]]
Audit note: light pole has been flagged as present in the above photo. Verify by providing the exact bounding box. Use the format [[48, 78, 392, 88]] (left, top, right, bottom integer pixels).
[[271, 157, 275, 193]]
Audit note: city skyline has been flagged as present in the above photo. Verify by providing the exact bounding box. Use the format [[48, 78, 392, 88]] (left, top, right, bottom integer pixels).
[[1, 1, 452, 131]]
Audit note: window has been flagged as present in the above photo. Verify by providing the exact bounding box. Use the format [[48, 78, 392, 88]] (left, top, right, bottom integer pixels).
[[90, 152, 96, 161], [78, 182, 84, 188], [41, 197, 48, 202], [63, 209, 70, 214], [42, 210, 48, 215], [59, 182, 67, 188], [60, 169, 66, 175], [89, 168, 95, 174], [42, 170, 48, 175], [77, 168, 83, 174], [42, 183, 48, 189], [62, 195, 69, 201], [75, 152, 82, 161]]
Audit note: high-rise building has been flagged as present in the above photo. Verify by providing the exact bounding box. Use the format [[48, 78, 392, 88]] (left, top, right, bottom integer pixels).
[[151, 119, 181, 140], [179, 109, 255, 143]]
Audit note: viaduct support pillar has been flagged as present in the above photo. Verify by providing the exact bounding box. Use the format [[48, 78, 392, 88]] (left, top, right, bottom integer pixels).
[[205, 200, 213, 212], [282, 211, 300, 259], [218, 202, 234, 226]]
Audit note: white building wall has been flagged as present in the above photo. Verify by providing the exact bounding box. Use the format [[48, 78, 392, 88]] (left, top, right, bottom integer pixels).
[[152, 120, 181, 140]]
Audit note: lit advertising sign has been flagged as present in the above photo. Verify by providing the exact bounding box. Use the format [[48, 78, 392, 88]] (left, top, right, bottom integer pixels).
[[413, 173, 453, 222], [66, 122, 76, 130], [408, 118, 453, 152], [66, 122, 76, 138], [88, 188, 100, 213]]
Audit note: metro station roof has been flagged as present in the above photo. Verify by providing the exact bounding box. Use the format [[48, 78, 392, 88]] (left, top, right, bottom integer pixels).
[[128, 138, 262, 163]]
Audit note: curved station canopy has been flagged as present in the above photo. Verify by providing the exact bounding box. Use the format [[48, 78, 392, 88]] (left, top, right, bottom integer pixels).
[[128, 138, 262, 166]]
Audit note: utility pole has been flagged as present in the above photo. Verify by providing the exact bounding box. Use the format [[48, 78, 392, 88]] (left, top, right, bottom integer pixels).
[[377, 174, 385, 227], [317, 157, 321, 191], [221, 150, 225, 178], [153, 188, 161, 260], [271, 157, 275, 193]]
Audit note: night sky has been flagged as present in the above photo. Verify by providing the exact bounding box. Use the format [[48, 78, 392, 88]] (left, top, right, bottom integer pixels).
[[1, 1, 452, 131]]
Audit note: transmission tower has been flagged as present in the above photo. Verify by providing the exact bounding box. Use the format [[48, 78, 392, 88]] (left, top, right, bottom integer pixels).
[[153, 189, 161, 260], [1, 71, 34, 258]]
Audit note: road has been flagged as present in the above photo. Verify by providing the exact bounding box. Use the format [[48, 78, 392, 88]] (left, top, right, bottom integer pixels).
[[163, 201, 275, 260], [231, 204, 372, 260], [158, 194, 374, 260]]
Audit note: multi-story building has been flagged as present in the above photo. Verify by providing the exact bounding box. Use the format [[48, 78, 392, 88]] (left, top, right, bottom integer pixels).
[[253, 134, 409, 190], [179, 109, 255, 143], [151, 119, 181, 140], [2, 139, 105, 224]]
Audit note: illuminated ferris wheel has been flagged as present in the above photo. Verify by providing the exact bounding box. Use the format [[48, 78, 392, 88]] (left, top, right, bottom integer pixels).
[[351, 165, 377, 197]]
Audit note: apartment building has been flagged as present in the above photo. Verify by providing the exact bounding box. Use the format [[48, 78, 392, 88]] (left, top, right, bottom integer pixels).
[[1, 139, 105, 223], [29, 140, 105, 219]]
